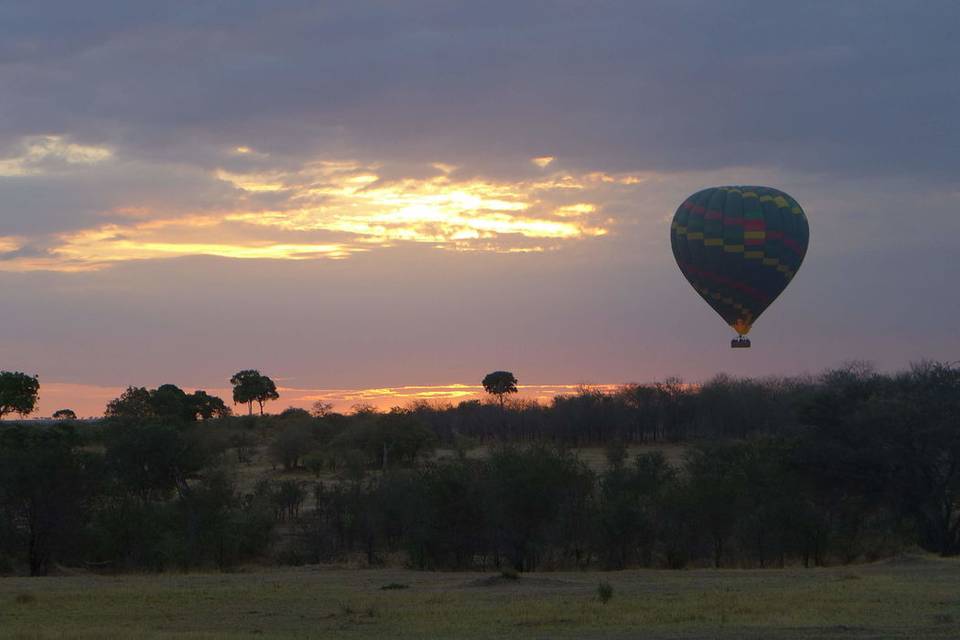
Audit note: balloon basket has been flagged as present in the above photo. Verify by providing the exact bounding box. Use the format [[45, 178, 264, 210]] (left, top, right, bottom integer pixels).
[[731, 337, 751, 349]]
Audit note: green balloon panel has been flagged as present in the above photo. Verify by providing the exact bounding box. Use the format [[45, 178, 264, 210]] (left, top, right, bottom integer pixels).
[[670, 186, 809, 335]]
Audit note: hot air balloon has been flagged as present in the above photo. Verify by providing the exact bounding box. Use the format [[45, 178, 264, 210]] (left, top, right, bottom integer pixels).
[[670, 186, 809, 348]]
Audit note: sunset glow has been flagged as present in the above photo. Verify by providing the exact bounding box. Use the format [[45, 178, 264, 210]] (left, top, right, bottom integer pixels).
[[0, 157, 624, 272], [34, 382, 625, 419], [2, 2, 957, 423]]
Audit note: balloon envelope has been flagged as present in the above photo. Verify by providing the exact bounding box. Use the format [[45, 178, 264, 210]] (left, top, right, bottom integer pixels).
[[670, 186, 809, 336]]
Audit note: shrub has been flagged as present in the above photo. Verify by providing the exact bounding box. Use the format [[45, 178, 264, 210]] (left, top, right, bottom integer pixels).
[[597, 582, 614, 604]]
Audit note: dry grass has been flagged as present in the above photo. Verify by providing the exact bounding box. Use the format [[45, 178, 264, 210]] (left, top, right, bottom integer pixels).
[[1, 555, 958, 639]]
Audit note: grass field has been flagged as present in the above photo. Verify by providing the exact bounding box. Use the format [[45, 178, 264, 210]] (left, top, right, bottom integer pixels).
[[2, 555, 958, 639]]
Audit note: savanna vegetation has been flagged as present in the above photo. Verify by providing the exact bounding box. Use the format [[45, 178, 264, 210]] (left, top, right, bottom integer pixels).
[[2, 558, 959, 639], [1, 362, 959, 579]]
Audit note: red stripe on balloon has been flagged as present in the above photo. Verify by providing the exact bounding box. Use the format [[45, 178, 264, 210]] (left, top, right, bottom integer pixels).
[[764, 232, 805, 256], [716, 217, 765, 230], [679, 262, 772, 304], [782, 237, 805, 255]]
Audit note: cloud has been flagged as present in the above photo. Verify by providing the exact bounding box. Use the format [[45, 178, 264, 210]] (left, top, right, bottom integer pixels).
[[0, 237, 22, 253], [2, 3, 958, 246], [0, 153, 634, 271], [0, 135, 112, 176], [1, 2, 957, 183], [1, 1, 959, 413]]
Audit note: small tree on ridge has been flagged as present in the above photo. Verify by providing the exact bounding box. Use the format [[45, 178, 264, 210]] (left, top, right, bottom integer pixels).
[[230, 370, 280, 416], [482, 371, 518, 410], [0, 371, 40, 420]]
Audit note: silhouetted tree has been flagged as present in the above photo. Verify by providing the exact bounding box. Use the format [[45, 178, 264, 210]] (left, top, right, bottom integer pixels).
[[278, 407, 312, 420], [482, 371, 518, 410], [598, 452, 674, 568], [106, 385, 228, 423], [331, 408, 438, 469], [230, 370, 279, 416], [105, 386, 155, 420], [0, 372, 40, 420], [311, 401, 334, 418], [886, 363, 960, 556], [0, 424, 101, 575], [351, 402, 377, 416], [5, 362, 959, 573], [407, 463, 484, 569], [103, 420, 225, 503], [685, 442, 752, 568], [484, 446, 589, 572], [52, 409, 77, 421], [151, 384, 194, 422], [189, 390, 230, 421]]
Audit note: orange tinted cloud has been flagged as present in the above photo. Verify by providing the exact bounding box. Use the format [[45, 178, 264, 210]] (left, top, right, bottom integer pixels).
[[0, 157, 642, 272]]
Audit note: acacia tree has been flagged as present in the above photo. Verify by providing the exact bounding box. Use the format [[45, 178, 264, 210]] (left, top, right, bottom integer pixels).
[[151, 384, 193, 422], [230, 370, 279, 416], [105, 385, 229, 422], [52, 409, 77, 421], [190, 390, 231, 421], [105, 386, 155, 420], [0, 371, 40, 420], [311, 401, 334, 418], [482, 371, 518, 410]]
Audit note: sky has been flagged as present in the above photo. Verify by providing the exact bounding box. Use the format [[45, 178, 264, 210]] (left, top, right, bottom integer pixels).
[[1, 1, 959, 417]]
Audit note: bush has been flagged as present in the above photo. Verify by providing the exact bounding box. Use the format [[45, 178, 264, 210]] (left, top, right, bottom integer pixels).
[[597, 582, 613, 604], [268, 423, 316, 471]]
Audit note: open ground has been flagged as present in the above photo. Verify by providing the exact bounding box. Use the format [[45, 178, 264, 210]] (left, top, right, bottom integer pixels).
[[1, 554, 958, 639]]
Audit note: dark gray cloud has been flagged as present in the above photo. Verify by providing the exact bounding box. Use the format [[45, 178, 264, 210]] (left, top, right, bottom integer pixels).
[[2, 1, 957, 180]]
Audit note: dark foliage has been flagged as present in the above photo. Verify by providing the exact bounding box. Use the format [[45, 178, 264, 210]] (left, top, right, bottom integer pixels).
[[2, 362, 959, 575], [105, 385, 230, 422], [0, 372, 40, 419]]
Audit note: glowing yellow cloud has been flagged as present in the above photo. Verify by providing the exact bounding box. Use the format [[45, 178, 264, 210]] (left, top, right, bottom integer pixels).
[[0, 135, 112, 177], [215, 169, 287, 192], [531, 156, 555, 168], [34, 381, 627, 417], [0, 156, 643, 272], [221, 163, 608, 246], [554, 203, 597, 217], [283, 383, 626, 412], [50, 224, 358, 266]]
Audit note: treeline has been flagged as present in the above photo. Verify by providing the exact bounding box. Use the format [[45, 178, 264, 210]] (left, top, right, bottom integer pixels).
[[413, 375, 807, 445], [1, 362, 959, 575], [284, 361, 960, 570]]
